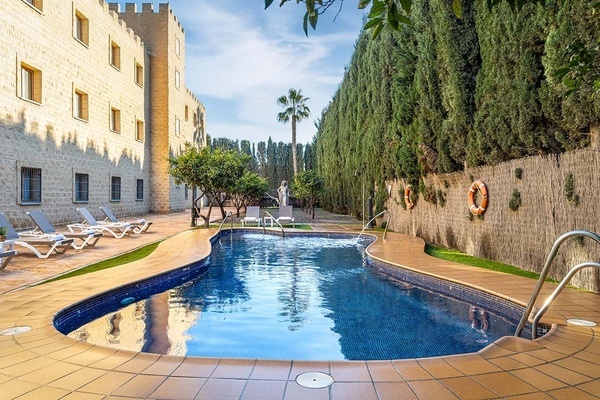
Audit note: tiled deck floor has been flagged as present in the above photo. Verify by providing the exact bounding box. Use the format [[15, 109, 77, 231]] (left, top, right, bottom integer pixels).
[[0, 212, 598, 399]]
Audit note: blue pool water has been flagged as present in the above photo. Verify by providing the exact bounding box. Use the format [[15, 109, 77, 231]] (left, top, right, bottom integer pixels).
[[68, 233, 517, 360]]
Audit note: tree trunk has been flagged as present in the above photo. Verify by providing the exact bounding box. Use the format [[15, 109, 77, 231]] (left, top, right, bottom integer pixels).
[[291, 116, 298, 175]]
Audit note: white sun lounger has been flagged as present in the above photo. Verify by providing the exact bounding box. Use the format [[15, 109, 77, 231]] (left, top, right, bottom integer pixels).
[[0, 212, 74, 259], [68, 207, 135, 239], [26, 210, 102, 250], [99, 206, 152, 233], [0, 238, 16, 271], [241, 206, 262, 227], [276, 205, 295, 227]]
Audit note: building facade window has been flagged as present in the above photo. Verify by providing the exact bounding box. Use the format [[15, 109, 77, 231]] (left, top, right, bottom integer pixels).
[[21, 167, 42, 204], [185, 105, 189, 121], [23, 0, 43, 11], [136, 120, 144, 141], [135, 62, 143, 86], [110, 41, 121, 69], [175, 37, 181, 56], [110, 107, 121, 132], [175, 117, 180, 135], [74, 89, 89, 120], [74, 11, 89, 45], [75, 173, 89, 202], [20, 63, 42, 103], [111, 176, 121, 201], [175, 70, 180, 88], [136, 179, 144, 200]]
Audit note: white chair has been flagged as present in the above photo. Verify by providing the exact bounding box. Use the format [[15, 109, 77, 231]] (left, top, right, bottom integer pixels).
[[99, 206, 153, 233], [0, 212, 74, 259], [68, 208, 135, 239], [276, 206, 295, 227], [241, 206, 262, 227], [26, 210, 102, 250]]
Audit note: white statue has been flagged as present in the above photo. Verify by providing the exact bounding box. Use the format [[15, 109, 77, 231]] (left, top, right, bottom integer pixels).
[[277, 180, 290, 206]]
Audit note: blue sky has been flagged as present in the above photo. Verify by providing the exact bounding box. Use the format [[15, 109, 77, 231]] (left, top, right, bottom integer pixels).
[[118, 1, 366, 145]]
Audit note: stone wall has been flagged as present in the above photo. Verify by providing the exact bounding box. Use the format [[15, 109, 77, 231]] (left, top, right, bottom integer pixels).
[[384, 146, 600, 293], [0, 0, 204, 228]]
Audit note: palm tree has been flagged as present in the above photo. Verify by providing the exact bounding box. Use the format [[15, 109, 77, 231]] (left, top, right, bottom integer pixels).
[[277, 88, 310, 175]]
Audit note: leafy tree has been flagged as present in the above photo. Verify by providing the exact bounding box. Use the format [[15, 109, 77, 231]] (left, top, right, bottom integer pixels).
[[293, 170, 326, 219], [256, 141, 267, 177], [231, 171, 270, 217], [277, 88, 311, 175], [168, 144, 249, 227]]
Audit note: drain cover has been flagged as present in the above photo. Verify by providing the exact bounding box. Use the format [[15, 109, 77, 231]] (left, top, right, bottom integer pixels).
[[566, 319, 597, 327], [0, 326, 32, 336], [296, 372, 334, 388]]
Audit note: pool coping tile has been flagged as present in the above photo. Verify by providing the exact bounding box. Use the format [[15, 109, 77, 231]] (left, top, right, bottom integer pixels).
[[0, 224, 597, 399]]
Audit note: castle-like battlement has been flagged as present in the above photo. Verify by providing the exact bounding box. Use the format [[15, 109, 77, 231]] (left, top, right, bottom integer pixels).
[[109, 3, 184, 33]]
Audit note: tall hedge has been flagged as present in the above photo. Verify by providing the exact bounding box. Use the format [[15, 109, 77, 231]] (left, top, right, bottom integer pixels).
[[315, 0, 599, 215]]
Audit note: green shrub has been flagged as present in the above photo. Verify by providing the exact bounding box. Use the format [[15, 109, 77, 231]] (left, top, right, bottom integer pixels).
[[509, 189, 522, 211], [515, 167, 523, 179], [563, 172, 580, 206]]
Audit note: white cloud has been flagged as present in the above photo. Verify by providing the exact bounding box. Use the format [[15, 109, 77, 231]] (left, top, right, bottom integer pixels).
[[120, 1, 364, 144]]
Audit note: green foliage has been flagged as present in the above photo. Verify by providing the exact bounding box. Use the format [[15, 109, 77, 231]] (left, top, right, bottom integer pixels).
[[311, 0, 596, 216], [42, 242, 160, 283], [509, 189, 522, 211], [231, 171, 270, 217], [292, 170, 326, 218], [0, 226, 6, 236], [515, 167, 523, 179], [540, 1, 600, 139], [425, 243, 549, 281], [277, 88, 311, 175], [168, 144, 249, 226], [563, 172, 580, 206]]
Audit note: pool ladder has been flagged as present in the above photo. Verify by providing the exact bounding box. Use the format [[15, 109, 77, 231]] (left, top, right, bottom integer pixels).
[[263, 210, 285, 237], [218, 211, 233, 235], [514, 230, 600, 339]]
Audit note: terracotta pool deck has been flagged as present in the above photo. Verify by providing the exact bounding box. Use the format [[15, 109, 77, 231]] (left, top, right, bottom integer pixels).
[[0, 211, 598, 399]]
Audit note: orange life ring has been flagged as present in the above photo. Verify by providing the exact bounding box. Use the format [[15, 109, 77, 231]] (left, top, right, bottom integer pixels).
[[404, 185, 414, 209], [468, 180, 488, 215]]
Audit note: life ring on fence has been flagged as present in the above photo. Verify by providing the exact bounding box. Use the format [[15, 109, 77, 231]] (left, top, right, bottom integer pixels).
[[468, 180, 488, 215], [404, 185, 414, 209]]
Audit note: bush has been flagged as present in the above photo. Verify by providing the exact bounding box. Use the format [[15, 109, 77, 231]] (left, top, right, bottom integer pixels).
[[509, 189, 522, 211], [515, 167, 523, 179]]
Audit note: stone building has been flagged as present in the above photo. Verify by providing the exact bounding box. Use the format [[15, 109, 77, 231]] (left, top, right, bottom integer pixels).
[[0, 0, 206, 228]]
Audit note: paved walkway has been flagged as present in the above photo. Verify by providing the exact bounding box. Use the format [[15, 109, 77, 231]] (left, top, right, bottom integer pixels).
[[0, 209, 598, 399]]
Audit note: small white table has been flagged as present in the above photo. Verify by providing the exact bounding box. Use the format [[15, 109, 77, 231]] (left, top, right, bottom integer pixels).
[[263, 216, 274, 227]]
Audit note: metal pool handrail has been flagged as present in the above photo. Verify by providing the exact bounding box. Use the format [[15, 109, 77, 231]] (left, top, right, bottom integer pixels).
[[263, 210, 284, 238], [530, 261, 600, 339], [357, 210, 391, 241], [218, 211, 233, 234], [514, 229, 600, 338]]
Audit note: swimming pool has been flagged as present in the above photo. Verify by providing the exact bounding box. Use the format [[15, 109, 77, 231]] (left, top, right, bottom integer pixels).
[[65, 232, 519, 360]]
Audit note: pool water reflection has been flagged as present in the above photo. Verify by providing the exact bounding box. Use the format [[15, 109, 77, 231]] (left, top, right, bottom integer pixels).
[[69, 233, 517, 360]]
